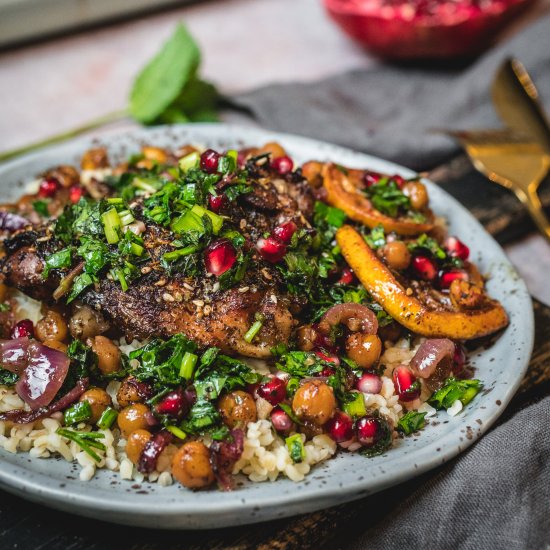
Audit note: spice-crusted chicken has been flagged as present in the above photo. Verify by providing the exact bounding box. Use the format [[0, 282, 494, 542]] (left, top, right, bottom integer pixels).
[[1, 145, 314, 357]]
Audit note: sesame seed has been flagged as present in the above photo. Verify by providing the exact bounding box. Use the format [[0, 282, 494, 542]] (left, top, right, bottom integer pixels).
[[154, 278, 167, 287], [212, 282, 220, 292], [183, 282, 194, 291], [238, 286, 250, 293], [203, 305, 212, 315], [162, 293, 175, 302], [192, 299, 205, 307], [262, 269, 272, 280], [239, 219, 247, 230], [141, 266, 152, 274], [270, 294, 278, 304]]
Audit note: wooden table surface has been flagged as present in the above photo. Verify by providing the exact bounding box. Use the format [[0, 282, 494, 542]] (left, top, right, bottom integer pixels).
[[0, 1, 549, 548]]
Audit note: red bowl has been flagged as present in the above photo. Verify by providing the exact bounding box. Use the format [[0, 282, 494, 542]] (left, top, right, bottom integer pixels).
[[323, 0, 534, 60]]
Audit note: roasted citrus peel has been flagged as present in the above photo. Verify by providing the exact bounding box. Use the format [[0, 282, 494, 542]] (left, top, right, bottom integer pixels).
[[322, 163, 434, 236], [336, 225, 509, 340]]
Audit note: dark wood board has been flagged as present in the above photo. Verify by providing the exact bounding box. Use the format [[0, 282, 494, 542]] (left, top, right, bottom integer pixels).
[[0, 158, 548, 550]]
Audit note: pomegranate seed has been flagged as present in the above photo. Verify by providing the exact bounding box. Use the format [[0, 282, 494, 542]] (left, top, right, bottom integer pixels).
[[355, 415, 384, 447], [411, 255, 437, 281], [11, 319, 34, 339], [256, 236, 287, 263], [338, 266, 354, 285], [69, 185, 83, 204], [272, 221, 297, 244], [356, 372, 382, 394], [200, 149, 220, 173], [363, 171, 382, 187], [271, 408, 294, 434], [319, 367, 336, 378], [315, 351, 340, 365], [271, 156, 293, 175], [38, 178, 60, 198], [155, 388, 186, 417], [326, 411, 354, 443], [445, 236, 470, 261], [439, 269, 468, 289], [391, 174, 406, 189], [208, 194, 226, 213], [204, 239, 237, 276], [392, 365, 420, 402], [257, 377, 287, 406]]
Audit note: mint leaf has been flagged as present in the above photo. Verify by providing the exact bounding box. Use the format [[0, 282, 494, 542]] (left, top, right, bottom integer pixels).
[[129, 24, 201, 124]]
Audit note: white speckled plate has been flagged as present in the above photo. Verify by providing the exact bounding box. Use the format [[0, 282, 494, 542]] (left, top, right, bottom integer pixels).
[[0, 124, 533, 529]]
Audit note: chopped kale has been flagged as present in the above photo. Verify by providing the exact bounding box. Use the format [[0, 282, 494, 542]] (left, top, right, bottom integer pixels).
[[364, 178, 410, 218], [397, 411, 427, 435], [0, 368, 18, 386], [428, 377, 483, 410]]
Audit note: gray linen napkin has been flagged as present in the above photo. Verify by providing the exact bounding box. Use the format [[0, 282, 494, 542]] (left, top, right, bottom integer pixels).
[[337, 393, 550, 550], [233, 15, 550, 171]]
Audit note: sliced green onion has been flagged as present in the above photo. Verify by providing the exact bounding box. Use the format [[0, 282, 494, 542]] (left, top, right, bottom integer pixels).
[[244, 313, 265, 343], [130, 242, 144, 257], [106, 197, 124, 205], [132, 177, 159, 193], [191, 205, 223, 235], [162, 245, 198, 263], [179, 151, 200, 173], [96, 407, 118, 430], [285, 433, 305, 463], [63, 401, 92, 425], [56, 428, 106, 462], [101, 208, 122, 244], [179, 351, 198, 380], [170, 209, 204, 234], [118, 209, 135, 226], [166, 425, 187, 440], [110, 267, 128, 291], [342, 391, 366, 418]]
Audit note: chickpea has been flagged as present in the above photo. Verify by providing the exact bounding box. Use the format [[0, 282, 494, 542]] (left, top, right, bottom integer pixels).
[[258, 142, 287, 159], [218, 390, 257, 429], [382, 241, 411, 271], [296, 325, 318, 351], [345, 334, 382, 369], [43, 339, 68, 353], [450, 280, 484, 310], [35, 310, 68, 343], [117, 377, 142, 408], [69, 304, 109, 340], [141, 146, 168, 164], [403, 181, 429, 210], [0, 283, 9, 302], [43, 165, 80, 188], [125, 429, 152, 465], [301, 161, 323, 187], [81, 147, 109, 170], [117, 403, 151, 438], [292, 380, 336, 426], [171, 441, 215, 489], [79, 387, 112, 423], [89, 335, 121, 375]]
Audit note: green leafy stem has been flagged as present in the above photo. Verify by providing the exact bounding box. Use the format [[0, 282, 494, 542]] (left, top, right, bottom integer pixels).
[[0, 24, 220, 163]]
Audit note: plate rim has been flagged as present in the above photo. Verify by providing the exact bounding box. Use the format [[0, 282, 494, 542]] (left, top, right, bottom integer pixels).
[[0, 123, 535, 528]]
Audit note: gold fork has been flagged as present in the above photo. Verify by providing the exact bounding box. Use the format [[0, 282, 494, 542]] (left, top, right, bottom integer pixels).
[[441, 128, 550, 243]]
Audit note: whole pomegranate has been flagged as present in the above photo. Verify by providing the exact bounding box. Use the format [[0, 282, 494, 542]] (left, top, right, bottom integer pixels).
[[323, 0, 533, 59]]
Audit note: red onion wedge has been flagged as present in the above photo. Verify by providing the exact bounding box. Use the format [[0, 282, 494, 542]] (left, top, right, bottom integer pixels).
[[15, 341, 70, 410], [209, 429, 244, 491], [137, 430, 174, 474], [410, 339, 456, 379], [0, 378, 89, 424], [0, 338, 32, 374]]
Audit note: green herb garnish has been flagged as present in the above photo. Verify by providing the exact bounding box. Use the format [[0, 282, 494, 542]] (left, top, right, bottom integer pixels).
[[56, 428, 106, 462], [397, 411, 427, 435], [428, 377, 483, 410]]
